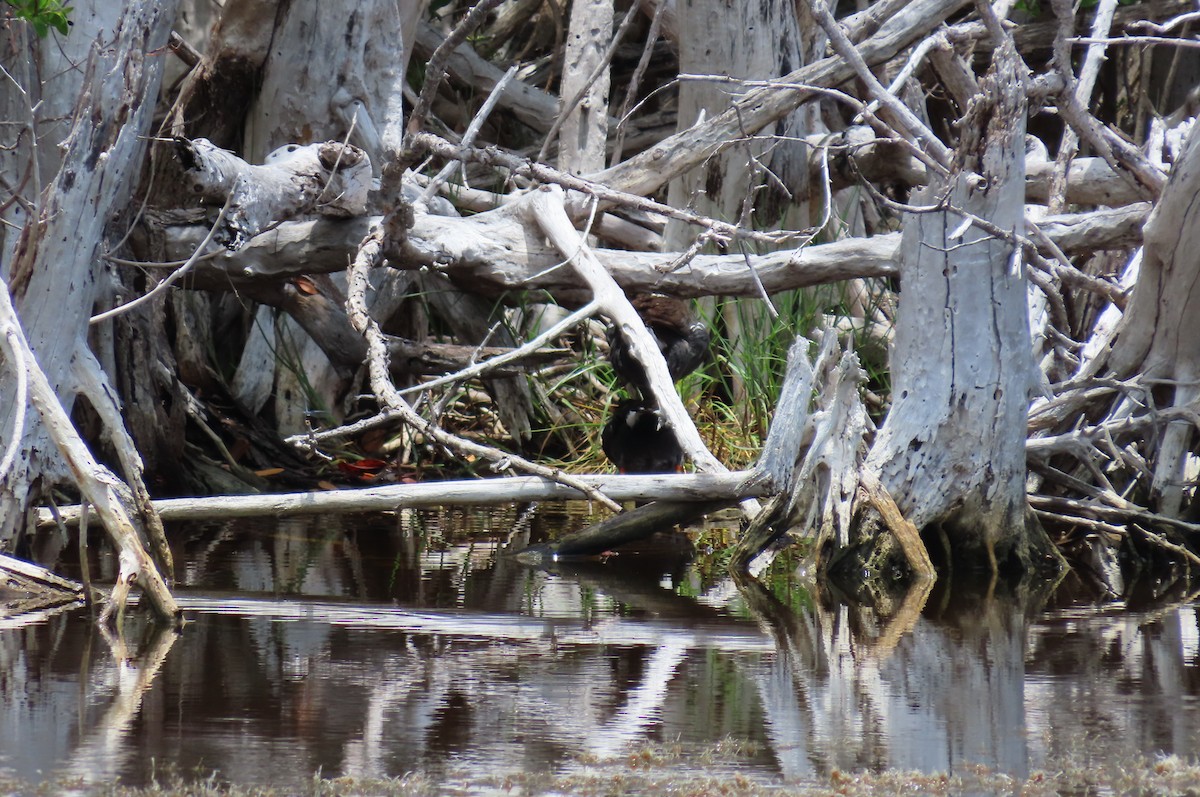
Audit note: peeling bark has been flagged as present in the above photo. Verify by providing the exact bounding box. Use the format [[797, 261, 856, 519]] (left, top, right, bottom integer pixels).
[[0, 0, 182, 623]]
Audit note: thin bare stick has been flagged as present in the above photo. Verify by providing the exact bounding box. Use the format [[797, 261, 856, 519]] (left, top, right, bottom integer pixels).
[[1028, 494, 1200, 541], [1070, 35, 1200, 49], [418, 65, 519, 204]]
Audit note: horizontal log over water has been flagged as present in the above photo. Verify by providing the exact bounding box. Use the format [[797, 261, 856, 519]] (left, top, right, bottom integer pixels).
[[38, 471, 766, 526]]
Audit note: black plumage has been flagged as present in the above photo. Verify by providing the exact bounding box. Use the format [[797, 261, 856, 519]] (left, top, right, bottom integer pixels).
[[607, 294, 710, 400], [601, 399, 684, 474]]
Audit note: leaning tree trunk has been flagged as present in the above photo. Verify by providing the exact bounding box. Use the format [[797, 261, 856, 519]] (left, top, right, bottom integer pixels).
[[857, 37, 1038, 573], [1103, 119, 1200, 518], [0, 0, 181, 620]]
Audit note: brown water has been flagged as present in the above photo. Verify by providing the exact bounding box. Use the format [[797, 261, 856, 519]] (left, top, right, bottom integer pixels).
[[2, 505, 1199, 793]]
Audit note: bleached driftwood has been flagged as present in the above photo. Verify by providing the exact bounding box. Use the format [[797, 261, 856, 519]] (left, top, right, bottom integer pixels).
[[38, 472, 764, 527], [1096, 119, 1200, 517], [173, 137, 371, 250], [1043, 0, 1119, 216], [555, 0, 612, 175], [0, 553, 83, 597], [163, 201, 1144, 303]]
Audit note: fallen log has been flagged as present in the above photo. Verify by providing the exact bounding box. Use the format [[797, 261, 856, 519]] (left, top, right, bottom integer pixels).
[[38, 471, 766, 526]]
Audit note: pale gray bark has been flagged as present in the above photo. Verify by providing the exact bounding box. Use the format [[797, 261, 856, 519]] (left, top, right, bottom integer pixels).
[[0, 0, 182, 623], [40, 471, 765, 525], [162, 202, 1146, 302], [174, 138, 371, 248], [1104, 120, 1200, 516], [665, 0, 811, 235], [557, 0, 611, 175], [244, 0, 411, 162], [592, 0, 971, 196], [863, 34, 1035, 568]]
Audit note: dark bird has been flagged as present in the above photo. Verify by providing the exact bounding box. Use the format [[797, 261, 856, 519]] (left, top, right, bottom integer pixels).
[[608, 294, 710, 400], [601, 399, 684, 474]]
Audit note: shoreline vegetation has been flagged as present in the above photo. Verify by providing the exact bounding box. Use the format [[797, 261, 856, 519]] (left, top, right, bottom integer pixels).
[[11, 748, 1200, 797]]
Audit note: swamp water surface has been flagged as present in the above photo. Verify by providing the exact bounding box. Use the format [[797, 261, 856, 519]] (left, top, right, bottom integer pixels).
[[2, 505, 1200, 794]]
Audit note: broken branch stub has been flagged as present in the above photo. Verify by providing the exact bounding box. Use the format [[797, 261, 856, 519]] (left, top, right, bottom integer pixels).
[[734, 331, 878, 578], [174, 138, 371, 250]]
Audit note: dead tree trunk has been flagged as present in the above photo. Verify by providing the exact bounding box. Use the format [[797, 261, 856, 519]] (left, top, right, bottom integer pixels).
[[0, 0, 182, 622], [857, 35, 1046, 573], [663, 0, 817, 411], [1103, 120, 1200, 518]]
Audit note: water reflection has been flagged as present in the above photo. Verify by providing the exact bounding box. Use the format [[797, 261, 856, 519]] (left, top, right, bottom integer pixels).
[[1, 506, 1199, 791]]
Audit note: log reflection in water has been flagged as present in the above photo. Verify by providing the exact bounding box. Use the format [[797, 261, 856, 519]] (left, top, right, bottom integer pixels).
[[734, 574, 1047, 779], [2, 509, 1200, 791]]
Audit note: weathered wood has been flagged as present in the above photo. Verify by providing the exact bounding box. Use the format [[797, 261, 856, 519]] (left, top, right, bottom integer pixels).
[[592, 0, 971, 196], [556, 0, 611, 175], [163, 203, 1146, 303], [241, 0, 413, 164], [167, 0, 280, 146], [1, 276, 180, 624], [858, 471, 934, 582], [39, 472, 765, 526], [229, 273, 562, 380], [412, 22, 559, 133], [862, 29, 1034, 569], [733, 332, 871, 576], [345, 219, 625, 513], [665, 0, 812, 237], [0, 0, 182, 624], [0, 553, 83, 596], [1105, 119, 1200, 516], [174, 138, 371, 249]]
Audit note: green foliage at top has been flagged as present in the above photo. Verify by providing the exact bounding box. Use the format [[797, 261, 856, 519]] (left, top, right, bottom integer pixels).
[[4, 0, 72, 36]]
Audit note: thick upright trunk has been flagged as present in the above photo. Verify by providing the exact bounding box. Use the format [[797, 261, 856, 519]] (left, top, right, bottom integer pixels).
[[557, 0, 611, 176], [861, 38, 1035, 570]]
